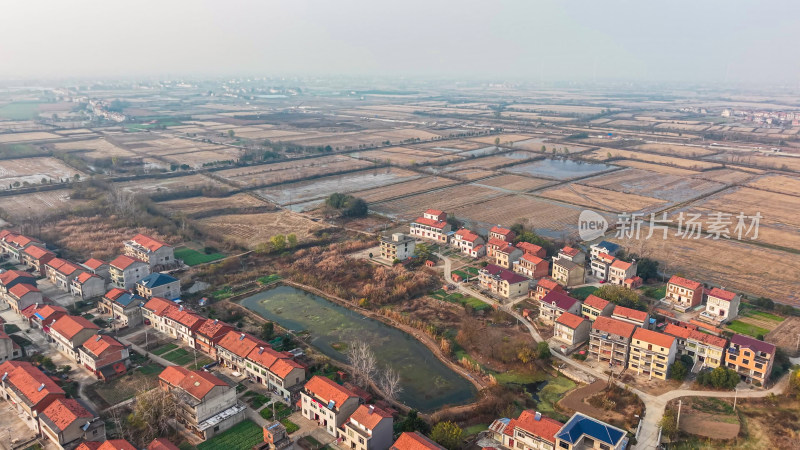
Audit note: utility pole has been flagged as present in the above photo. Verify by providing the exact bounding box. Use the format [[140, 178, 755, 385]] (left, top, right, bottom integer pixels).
[[733, 388, 738, 411], [676, 400, 682, 429]]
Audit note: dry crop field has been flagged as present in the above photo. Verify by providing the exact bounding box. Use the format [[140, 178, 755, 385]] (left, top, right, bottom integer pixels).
[[416, 139, 485, 151], [506, 104, 610, 115], [113, 174, 228, 193], [256, 167, 419, 205], [162, 148, 243, 167], [350, 146, 456, 165], [53, 138, 136, 158], [441, 153, 536, 171], [0, 189, 91, 221], [0, 131, 61, 143], [611, 160, 704, 176], [472, 174, 554, 192], [467, 133, 534, 145], [581, 167, 727, 203], [612, 228, 800, 305], [588, 148, 721, 170], [156, 193, 268, 216], [538, 184, 666, 213], [216, 155, 374, 188], [370, 184, 506, 221], [195, 210, 322, 249], [445, 168, 498, 181], [351, 176, 458, 204], [0, 157, 85, 186], [746, 174, 800, 196], [710, 152, 800, 172], [630, 143, 716, 157], [690, 186, 800, 229]]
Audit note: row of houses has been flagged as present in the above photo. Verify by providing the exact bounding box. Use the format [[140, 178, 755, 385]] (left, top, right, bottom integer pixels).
[[488, 409, 629, 450]]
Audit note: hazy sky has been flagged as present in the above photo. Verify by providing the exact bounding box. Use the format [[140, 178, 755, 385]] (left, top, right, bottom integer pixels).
[[2, 0, 799, 84]]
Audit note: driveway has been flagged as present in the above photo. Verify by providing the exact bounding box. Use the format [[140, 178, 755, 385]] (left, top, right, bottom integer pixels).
[[35, 278, 79, 309]]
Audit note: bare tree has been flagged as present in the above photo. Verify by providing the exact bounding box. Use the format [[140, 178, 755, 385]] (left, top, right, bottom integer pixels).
[[378, 367, 403, 402], [109, 186, 137, 217], [347, 340, 377, 387], [126, 380, 178, 446]]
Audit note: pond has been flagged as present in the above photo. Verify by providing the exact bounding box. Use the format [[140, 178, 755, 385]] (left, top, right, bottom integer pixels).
[[239, 285, 478, 412], [505, 158, 617, 180]]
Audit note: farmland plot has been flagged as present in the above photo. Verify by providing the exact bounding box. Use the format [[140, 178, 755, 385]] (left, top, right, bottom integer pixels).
[[588, 148, 721, 170], [746, 174, 800, 196], [708, 152, 800, 172], [0, 190, 91, 221], [446, 168, 498, 181], [53, 138, 135, 158], [216, 155, 374, 188], [416, 139, 486, 151], [690, 186, 800, 228], [0, 157, 85, 186], [504, 158, 618, 180], [350, 146, 456, 165], [157, 193, 268, 216], [370, 184, 506, 221], [351, 176, 458, 204], [581, 168, 727, 203], [630, 143, 716, 157], [612, 160, 702, 176], [196, 210, 322, 249], [441, 153, 536, 171], [472, 174, 554, 192], [468, 133, 533, 145], [0, 131, 61, 143], [538, 184, 666, 213], [114, 174, 228, 193], [162, 147, 244, 167], [256, 167, 419, 205]]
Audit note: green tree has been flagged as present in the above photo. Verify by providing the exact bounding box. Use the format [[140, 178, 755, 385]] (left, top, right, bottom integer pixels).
[[636, 258, 659, 280], [536, 341, 551, 359], [431, 421, 463, 450], [789, 369, 800, 398], [287, 233, 298, 248], [541, 145, 547, 153], [395, 410, 430, 434], [343, 197, 368, 218], [73, 174, 80, 181], [415, 242, 432, 262], [669, 361, 688, 380], [270, 234, 286, 252], [261, 322, 275, 341], [659, 409, 678, 440], [494, 137, 500, 146], [593, 284, 646, 311], [228, 129, 235, 138]]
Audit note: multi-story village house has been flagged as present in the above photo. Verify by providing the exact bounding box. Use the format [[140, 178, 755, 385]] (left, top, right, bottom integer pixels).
[[486, 226, 515, 259], [611, 305, 650, 329], [530, 278, 564, 302], [0, 328, 21, 362], [300, 375, 361, 437], [489, 225, 515, 243], [78, 334, 130, 381], [450, 229, 484, 258], [71, 272, 105, 300], [538, 291, 581, 325], [479, 264, 530, 298], [0, 269, 36, 295], [45, 259, 84, 292], [109, 255, 151, 290], [21, 245, 55, 273], [245, 346, 306, 403], [488, 409, 563, 450], [726, 334, 775, 385], [409, 210, 450, 243], [608, 259, 636, 285], [551, 247, 585, 287], [38, 397, 105, 449], [513, 253, 549, 279], [391, 432, 445, 450], [494, 244, 523, 269], [136, 272, 181, 300], [589, 316, 637, 367], [337, 405, 394, 450], [516, 242, 546, 259], [380, 233, 417, 261], [49, 315, 100, 362], [81, 258, 110, 280], [140, 296, 177, 331], [589, 252, 616, 281], [590, 241, 620, 260], [216, 331, 264, 372], [580, 295, 614, 321], [701, 287, 741, 324], [124, 234, 175, 269], [554, 413, 628, 450], [0, 230, 45, 263], [0, 361, 66, 432], [21, 304, 67, 330], [162, 306, 206, 347], [7, 283, 42, 314], [158, 366, 245, 439], [195, 319, 233, 359], [664, 323, 727, 370], [101, 289, 144, 328], [663, 276, 704, 311], [627, 328, 677, 380], [553, 312, 591, 347]]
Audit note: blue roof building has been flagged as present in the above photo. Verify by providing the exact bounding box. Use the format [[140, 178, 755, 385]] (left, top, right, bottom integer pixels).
[[135, 272, 181, 300], [555, 413, 628, 450], [592, 240, 620, 256]]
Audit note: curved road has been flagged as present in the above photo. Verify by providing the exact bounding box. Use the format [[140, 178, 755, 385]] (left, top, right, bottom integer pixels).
[[436, 253, 792, 449]]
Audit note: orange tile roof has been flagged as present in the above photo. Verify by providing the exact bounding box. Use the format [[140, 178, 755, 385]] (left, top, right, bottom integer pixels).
[[507, 410, 563, 444], [424, 209, 444, 216], [708, 287, 737, 302], [76, 272, 98, 284], [82, 334, 124, 358], [217, 330, 265, 358], [50, 315, 99, 340], [269, 358, 303, 379], [0, 361, 65, 407], [110, 254, 145, 270], [688, 330, 727, 348], [23, 245, 54, 259], [516, 242, 544, 255], [159, 366, 227, 400], [142, 297, 177, 315], [583, 294, 610, 310], [592, 316, 636, 338], [497, 244, 518, 255], [490, 225, 512, 236], [9, 283, 39, 298], [83, 258, 107, 270], [130, 234, 168, 252], [46, 258, 68, 271], [305, 375, 357, 408], [663, 323, 691, 339], [56, 261, 82, 276], [537, 278, 561, 291], [612, 305, 648, 322], [610, 259, 632, 270], [689, 319, 724, 335], [21, 303, 67, 322], [164, 306, 205, 330], [246, 345, 283, 369], [413, 217, 447, 229], [455, 229, 481, 242], [561, 246, 580, 257], [0, 270, 34, 286], [520, 253, 545, 265], [91, 440, 137, 450], [196, 319, 233, 339], [633, 328, 675, 348], [556, 312, 586, 330], [668, 275, 702, 291], [391, 432, 445, 450], [487, 237, 507, 248], [105, 288, 127, 301], [40, 398, 95, 432], [147, 438, 180, 450], [349, 404, 392, 429]]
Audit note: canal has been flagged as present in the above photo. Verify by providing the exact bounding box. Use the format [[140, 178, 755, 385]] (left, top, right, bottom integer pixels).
[[239, 285, 478, 412]]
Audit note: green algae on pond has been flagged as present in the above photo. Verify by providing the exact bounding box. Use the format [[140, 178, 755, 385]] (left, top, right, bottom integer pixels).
[[239, 285, 477, 412]]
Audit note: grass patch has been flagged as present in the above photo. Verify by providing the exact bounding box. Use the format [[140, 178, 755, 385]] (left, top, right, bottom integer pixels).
[[569, 286, 598, 301], [463, 423, 488, 437], [441, 292, 489, 311], [197, 420, 263, 450], [0, 102, 41, 120], [464, 266, 480, 275], [188, 357, 215, 370], [331, 342, 348, 352], [137, 363, 164, 375], [260, 402, 291, 420], [212, 286, 234, 300], [86, 367, 160, 408], [743, 310, 784, 322], [535, 375, 576, 421], [248, 394, 270, 409], [151, 343, 178, 355], [727, 320, 770, 337], [257, 274, 282, 285], [641, 285, 667, 300], [452, 270, 470, 280], [493, 370, 548, 385], [429, 289, 446, 300], [175, 247, 225, 266], [162, 348, 196, 365], [280, 418, 299, 434]]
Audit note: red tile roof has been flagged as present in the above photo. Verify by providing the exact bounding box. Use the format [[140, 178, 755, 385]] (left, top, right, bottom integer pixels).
[[424, 209, 444, 217], [147, 438, 180, 450], [592, 316, 637, 338], [130, 234, 168, 252], [490, 225, 513, 237], [496, 244, 519, 255], [391, 432, 445, 450], [633, 328, 675, 348], [105, 288, 127, 301], [56, 261, 82, 276], [663, 323, 691, 340], [540, 291, 580, 311], [707, 287, 737, 302], [217, 330, 265, 358], [507, 410, 563, 444], [583, 294, 610, 310], [520, 253, 545, 265], [612, 305, 648, 322], [349, 404, 392, 429], [610, 259, 632, 270], [110, 254, 145, 270], [668, 275, 702, 291], [164, 306, 205, 330], [76, 272, 99, 284], [596, 252, 615, 263], [246, 345, 283, 368], [269, 358, 303, 379], [159, 366, 227, 400], [455, 229, 481, 242], [142, 297, 177, 315], [9, 283, 39, 298], [196, 319, 233, 340], [21, 304, 67, 323], [0, 361, 65, 407], [83, 258, 107, 270], [305, 375, 357, 408], [561, 246, 580, 257], [50, 315, 99, 340], [537, 278, 561, 291], [40, 398, 95, 432], [413, 217, 447, 229], [82, 335, 125, 358], [23, 245, 54, 260], [516, 242, 544, 255], [46, 258, 68, 271], [77, 440, 137, 450], [688, 330, 727, 348], [0, 270, 34, 286], [487, 237, 507, 248], [556, 312, 586, 330]]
